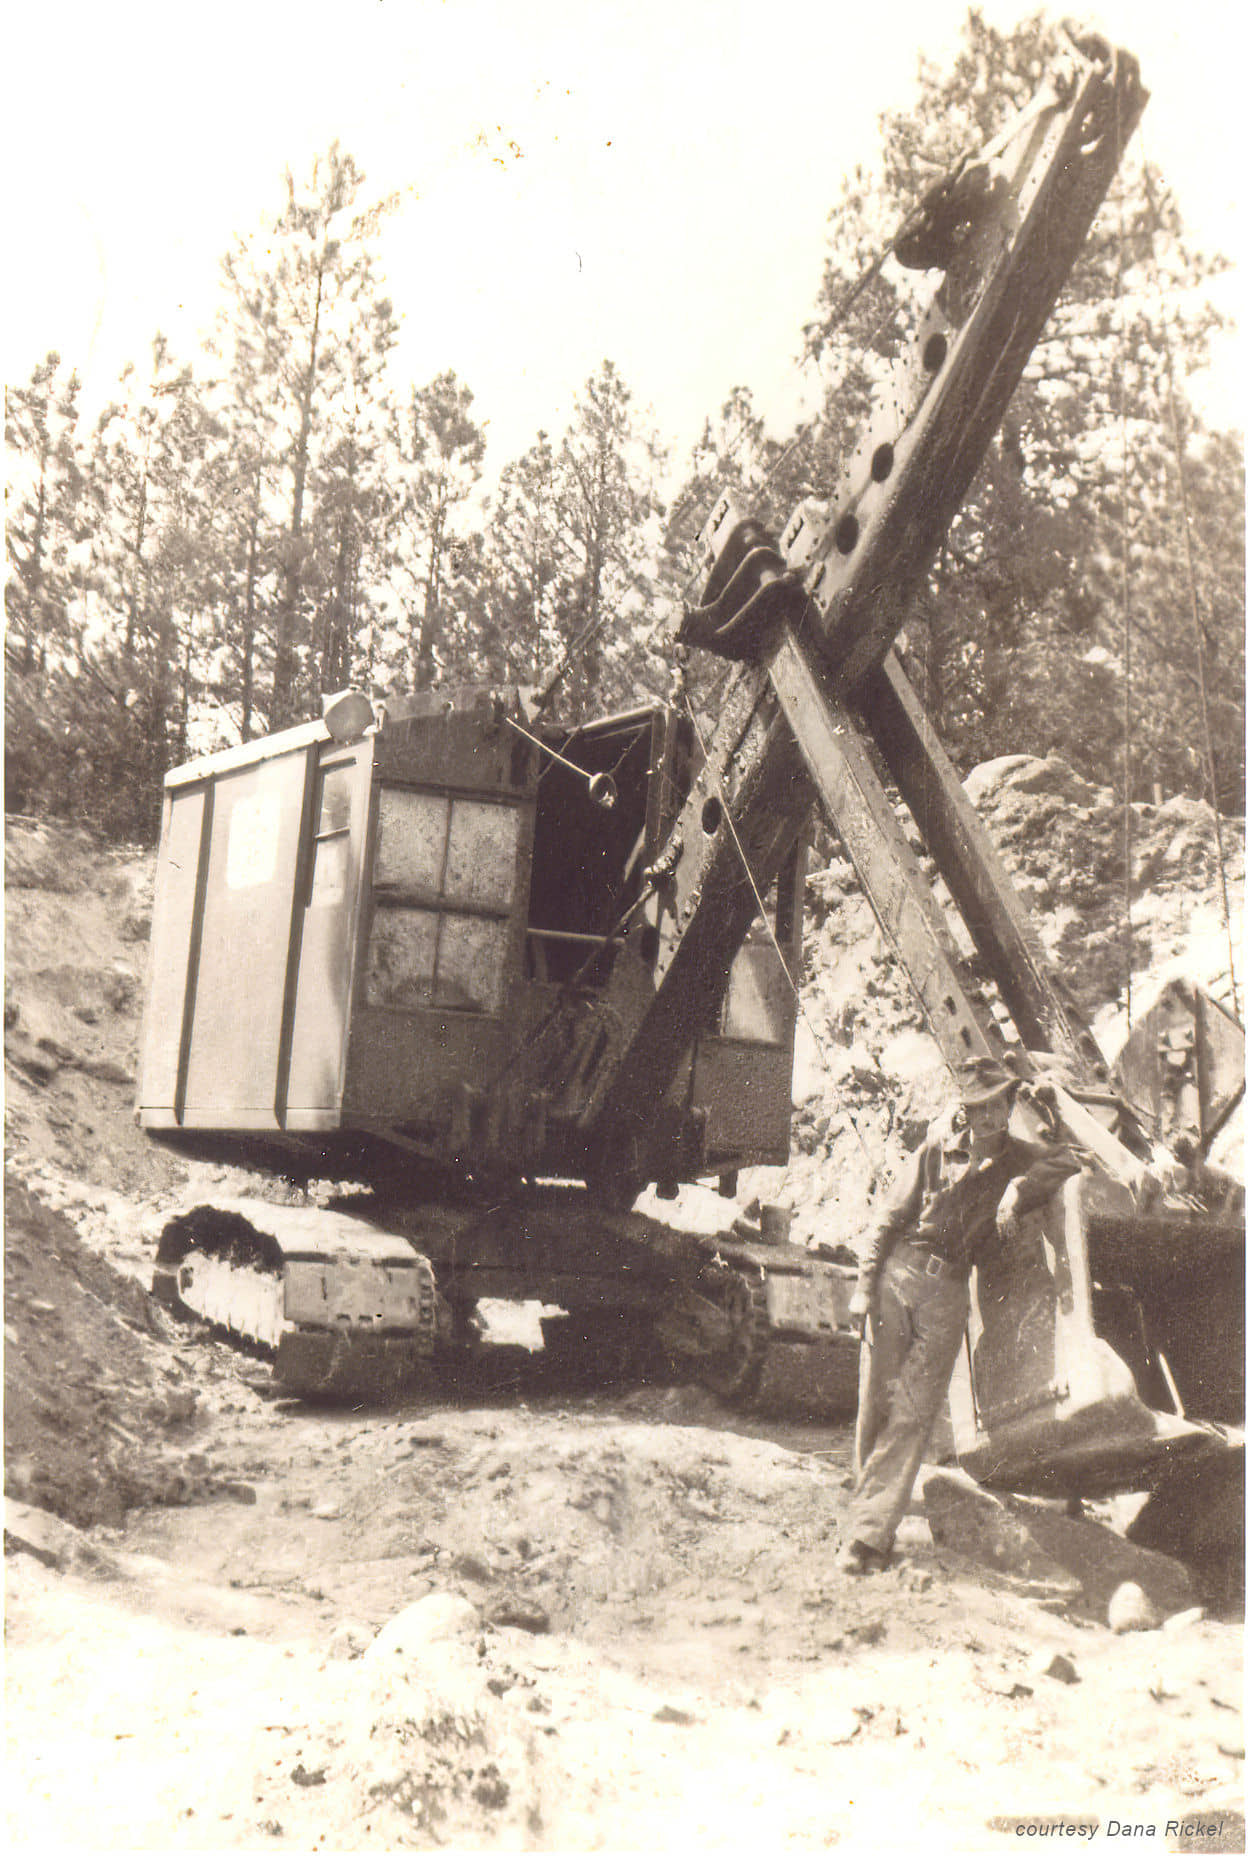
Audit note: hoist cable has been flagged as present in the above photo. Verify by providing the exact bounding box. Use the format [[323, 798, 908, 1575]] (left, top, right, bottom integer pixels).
[[679, 691, 885, 1181], [1139, 152, 1241, 1021], [1114, 92, 1134, 1031]]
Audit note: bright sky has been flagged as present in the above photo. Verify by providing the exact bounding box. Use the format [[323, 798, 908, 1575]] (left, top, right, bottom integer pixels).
[[2, 0, 1241, 484]]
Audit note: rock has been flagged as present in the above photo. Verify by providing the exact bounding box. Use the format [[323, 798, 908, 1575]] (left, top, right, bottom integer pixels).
[[152, 1389, 198, 1427], [488, 1596, 551, 1634], [1162, 1606, 1207, 1635], [454, 1550, 494, 1583], [4, 1498, 83, 1570], [1029, 1650, 1079, 1684], [653, 1703, 698, 1726], [922, 1470, 1196, 1619], [1108, 1581, 1162, 1634], [102, 967, 140, 1014], [80, 1057, 135, 1086], [365, 1591, 481, 1663], [923, 1472, 1079, 1591], [6, 1032, 62, 1085], [327, 1620, 373, 1662], [964, 754, 1095, 809], [979, 1671, 1034, 1699], [311, 1500, 342, 1521], [808, 1704, 861, 1745]]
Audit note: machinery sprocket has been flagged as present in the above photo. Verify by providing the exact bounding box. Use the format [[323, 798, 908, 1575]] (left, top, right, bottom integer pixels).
[[698, 1262, 770, 1404]]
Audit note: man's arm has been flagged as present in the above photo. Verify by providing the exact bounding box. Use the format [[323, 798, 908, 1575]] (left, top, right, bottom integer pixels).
[[848, 1143, 929, 1331], [995, 1139, 1083, 1238]]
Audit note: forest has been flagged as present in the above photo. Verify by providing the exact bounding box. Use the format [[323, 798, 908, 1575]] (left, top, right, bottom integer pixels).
[[5, 12, 1244, 844]]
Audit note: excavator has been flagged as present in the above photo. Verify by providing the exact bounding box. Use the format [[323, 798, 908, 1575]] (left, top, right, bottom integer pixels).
[[138, 29, 1243, 1540]]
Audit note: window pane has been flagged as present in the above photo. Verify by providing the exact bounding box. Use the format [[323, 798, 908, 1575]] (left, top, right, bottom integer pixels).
[[434, 914, 508, 1014], [310, 832, 350, 908], [375, 790, 448, 891], [365, 906, 439, 1008], [444, 801, 519, 911], [318, 765, 355, 836]]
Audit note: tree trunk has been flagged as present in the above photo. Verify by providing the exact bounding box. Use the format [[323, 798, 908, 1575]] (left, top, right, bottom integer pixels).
[[413, 479, 448, 690], [271, 257, 327, 726], [241, 468, 262, 741]]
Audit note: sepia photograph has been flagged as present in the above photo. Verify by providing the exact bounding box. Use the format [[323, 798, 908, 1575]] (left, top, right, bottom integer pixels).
[[4, 0, 1244, 1852]]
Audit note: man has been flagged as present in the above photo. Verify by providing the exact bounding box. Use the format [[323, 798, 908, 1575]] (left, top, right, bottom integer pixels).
[[841, 1056, 1081, 1575]]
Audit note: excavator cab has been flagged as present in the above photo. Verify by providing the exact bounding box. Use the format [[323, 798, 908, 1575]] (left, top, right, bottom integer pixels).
[[138, 685, 801, 1195]]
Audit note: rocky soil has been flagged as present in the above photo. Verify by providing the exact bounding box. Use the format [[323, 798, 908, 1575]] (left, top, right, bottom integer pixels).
[[4, 769, 1245, 1854]]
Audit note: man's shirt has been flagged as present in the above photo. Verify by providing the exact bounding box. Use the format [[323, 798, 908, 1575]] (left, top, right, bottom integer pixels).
[[854, 1109, 1082, 1293]]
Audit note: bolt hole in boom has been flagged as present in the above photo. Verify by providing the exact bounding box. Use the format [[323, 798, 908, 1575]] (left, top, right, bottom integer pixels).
[[701, 795, 723, 835], [870, 442, 895, 482], [923, 332, 948, 373], [834, 513, 860, 556]]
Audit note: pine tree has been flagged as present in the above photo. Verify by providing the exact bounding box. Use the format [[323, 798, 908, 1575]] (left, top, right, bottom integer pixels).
[[547, 360, 664, 717], [393, 371, 486, 690], [82, 338, 219, 834], [220, 144, 398, 727], [4, 353, 88, 815], [482, 432, 560, 687]]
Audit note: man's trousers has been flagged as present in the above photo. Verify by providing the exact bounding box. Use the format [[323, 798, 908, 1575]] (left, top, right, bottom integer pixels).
[[847, 1247, 970, 1556]]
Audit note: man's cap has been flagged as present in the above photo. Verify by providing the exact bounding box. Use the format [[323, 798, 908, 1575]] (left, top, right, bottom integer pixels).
[[955, 1055, 1024, 1109]]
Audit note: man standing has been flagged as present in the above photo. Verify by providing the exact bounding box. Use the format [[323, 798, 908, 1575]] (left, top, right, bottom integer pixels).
[[841, 1057, 1081, 1575]]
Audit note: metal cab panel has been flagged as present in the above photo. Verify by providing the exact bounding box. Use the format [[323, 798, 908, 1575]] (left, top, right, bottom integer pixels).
[[139, 728, 372, 1130]]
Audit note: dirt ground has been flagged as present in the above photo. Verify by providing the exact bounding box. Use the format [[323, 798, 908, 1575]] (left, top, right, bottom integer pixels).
[[4, 799, 1245, 1854], [5, 1232, 1244, 1855]]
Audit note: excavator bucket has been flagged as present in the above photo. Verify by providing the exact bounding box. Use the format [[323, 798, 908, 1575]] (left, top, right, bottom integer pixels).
[[948, 1169, 1243, 1499]]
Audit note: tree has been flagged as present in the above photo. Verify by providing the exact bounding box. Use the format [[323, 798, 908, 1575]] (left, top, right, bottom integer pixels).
[[4, 353, 86, 677], [547, 360, 665, 717], [220, 143, 398, 727], [80, 339, 220, 834], [393, 370, 486, 690], [481, 432, 560, 687], [4, 353, 88, 815]]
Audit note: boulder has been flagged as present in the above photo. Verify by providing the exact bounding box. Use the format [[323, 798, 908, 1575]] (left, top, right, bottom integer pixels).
[[4, 1497, 107, 1572], [1029, 1650, 1079, 1684], [364, 1591, 481, 1664], [1107, 1581, 1161, 1634], [923, 1471, 1196, 1619]]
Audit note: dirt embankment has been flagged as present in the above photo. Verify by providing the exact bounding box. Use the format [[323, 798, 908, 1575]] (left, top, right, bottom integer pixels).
[[5, 817, 185, 1199], [3, 1175, 267, 1528]]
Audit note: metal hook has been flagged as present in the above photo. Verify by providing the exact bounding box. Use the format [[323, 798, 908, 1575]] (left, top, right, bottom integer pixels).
[[504, 717, 618, 809]]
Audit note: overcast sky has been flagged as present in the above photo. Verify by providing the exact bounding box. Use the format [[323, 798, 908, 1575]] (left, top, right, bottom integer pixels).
[[2, 0, 1241, 481]]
